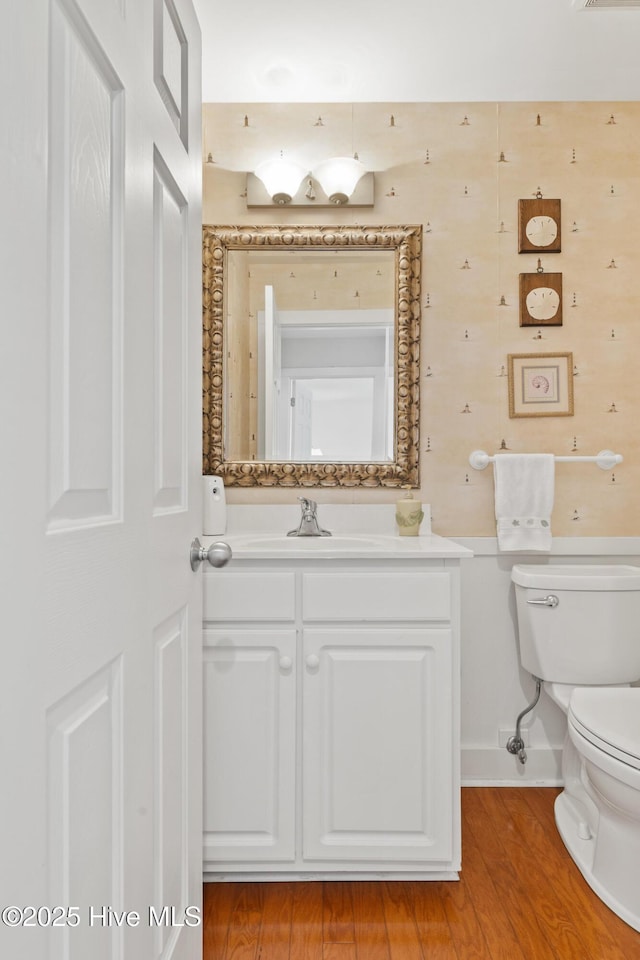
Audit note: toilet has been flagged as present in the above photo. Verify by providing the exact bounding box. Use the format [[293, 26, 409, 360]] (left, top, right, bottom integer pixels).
[[511, 563, 640, 932]]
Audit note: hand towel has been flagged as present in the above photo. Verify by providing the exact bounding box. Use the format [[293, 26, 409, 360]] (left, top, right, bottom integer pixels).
[[493, 454, 554, 552]]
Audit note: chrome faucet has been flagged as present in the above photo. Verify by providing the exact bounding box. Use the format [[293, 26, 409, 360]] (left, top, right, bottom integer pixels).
[[287, 497, 332, 537]]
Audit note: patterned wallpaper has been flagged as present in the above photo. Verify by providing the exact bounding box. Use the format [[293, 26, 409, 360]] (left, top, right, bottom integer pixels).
[[202, 102, 640, 537]]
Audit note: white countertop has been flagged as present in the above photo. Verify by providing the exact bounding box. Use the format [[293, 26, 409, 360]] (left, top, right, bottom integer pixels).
[[204, 532, 472, 559], [202, 504, 473, 559]]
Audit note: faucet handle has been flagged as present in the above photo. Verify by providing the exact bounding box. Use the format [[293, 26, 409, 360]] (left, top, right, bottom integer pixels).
[[298, 496, 316, 512]]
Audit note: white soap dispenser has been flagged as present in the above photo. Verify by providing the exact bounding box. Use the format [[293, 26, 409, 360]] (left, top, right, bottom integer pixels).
[[203, 475, 227, 535]]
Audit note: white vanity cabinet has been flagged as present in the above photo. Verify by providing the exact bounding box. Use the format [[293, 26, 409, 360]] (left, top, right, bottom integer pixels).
[[202, 556, 463, 880]]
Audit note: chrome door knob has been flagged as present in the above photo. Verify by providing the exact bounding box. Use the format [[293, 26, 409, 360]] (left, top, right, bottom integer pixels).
[[190, 537, 232, 571]]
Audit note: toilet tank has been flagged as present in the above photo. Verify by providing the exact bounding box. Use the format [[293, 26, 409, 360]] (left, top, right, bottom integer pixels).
[[511, 564, 640, 684]]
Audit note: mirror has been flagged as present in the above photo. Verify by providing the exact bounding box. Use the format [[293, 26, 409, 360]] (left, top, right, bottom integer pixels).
[[203, 225, 421, 487]]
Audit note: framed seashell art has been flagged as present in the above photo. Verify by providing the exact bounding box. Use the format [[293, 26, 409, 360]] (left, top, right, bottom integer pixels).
[[507, 352, 574, 418]]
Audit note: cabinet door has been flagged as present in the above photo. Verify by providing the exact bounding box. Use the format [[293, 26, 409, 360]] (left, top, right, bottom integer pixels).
[[203, 629, 296, 864], [303, 628, 454, 862]]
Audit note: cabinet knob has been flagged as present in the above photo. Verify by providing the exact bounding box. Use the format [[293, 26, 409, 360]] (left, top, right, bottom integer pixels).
[[279, 655, 293, 672], [305, 654, 320, 671]]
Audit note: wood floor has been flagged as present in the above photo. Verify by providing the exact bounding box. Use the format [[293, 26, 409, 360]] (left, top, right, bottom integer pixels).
[[202, 787, 640, 959]]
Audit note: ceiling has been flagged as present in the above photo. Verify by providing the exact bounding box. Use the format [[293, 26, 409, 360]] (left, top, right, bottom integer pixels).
[[193, 0, 640, 104]]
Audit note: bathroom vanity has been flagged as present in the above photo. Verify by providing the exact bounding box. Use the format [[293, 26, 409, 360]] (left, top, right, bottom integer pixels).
[[202, 518, 471, 881]]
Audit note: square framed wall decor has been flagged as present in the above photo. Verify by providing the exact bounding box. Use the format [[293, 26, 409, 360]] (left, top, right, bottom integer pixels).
[[508, 352, 574, 418]]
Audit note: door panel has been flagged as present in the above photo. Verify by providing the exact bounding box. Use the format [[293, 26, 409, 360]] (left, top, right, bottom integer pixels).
[[153, 609, 189, 959], [154, 0, 190, 147], [303, 628, 454, 862], [48, 0, 124, 531], [152, 147, 188, 515], [203, 629, 297, 864], [47, 659, 122, 960]]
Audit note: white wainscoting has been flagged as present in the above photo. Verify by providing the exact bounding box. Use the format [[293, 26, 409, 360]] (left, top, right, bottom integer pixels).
[[452, 538, 640, 786]]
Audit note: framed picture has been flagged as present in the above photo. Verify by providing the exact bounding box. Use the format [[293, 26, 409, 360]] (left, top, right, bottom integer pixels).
[[508, 352, 574, 418]]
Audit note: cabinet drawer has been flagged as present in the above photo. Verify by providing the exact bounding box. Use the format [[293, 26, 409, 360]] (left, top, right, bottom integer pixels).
[[302, 571, 451, 621], [203, 571, 296, 621]]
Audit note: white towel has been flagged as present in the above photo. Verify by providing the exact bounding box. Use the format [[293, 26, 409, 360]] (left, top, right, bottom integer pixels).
[[493, 454, 555, 552]]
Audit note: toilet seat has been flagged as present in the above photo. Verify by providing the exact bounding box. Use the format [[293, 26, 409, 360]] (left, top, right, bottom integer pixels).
[[569, 688, 640, 770]]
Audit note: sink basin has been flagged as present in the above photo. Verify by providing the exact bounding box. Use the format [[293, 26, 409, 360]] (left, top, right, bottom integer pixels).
[[206, 531, 472, 559], [228, 534, 393, 551]]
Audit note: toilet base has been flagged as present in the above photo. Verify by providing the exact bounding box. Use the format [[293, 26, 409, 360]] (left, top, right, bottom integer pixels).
[[555, 790, 640, 933]]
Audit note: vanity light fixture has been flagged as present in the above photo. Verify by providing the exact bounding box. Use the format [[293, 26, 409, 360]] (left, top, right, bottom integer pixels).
[[248, 154, 374, 207], [312, 156, 367, 205], [253, 156, 307, 205]]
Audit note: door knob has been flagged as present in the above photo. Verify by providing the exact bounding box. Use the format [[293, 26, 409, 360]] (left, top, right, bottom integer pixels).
[[190, 537, 232, 571], [279, 655, 293, 672]]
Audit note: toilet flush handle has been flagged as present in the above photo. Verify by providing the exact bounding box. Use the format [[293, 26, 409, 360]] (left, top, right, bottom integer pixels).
[[526, 594, 559, 608]]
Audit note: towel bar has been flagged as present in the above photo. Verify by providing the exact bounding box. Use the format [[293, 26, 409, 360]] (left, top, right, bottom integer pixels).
[[469, 450, 623, 471]]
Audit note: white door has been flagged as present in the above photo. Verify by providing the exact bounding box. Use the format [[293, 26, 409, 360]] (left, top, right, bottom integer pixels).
[[291, 380, 313, 459], [259, 285, 283, 458], [1, 1, 203, 958]]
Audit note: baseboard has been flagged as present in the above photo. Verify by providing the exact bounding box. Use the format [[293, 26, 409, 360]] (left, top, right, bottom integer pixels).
[[461, 746, 563, 786]]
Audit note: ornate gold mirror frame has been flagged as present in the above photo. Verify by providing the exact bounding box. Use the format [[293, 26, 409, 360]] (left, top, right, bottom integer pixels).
[[202, 224, 421, 487]]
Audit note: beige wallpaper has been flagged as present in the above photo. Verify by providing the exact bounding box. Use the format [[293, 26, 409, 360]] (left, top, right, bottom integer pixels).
[[203, 102, 640, 537]]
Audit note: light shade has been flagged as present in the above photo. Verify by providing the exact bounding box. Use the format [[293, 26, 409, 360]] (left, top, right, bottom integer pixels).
[[313, 156, 367, 205], [254, 158, 307, 205]]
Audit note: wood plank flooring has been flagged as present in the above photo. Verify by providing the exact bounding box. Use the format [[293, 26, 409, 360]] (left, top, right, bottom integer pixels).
[[202, 787, 640, 959]]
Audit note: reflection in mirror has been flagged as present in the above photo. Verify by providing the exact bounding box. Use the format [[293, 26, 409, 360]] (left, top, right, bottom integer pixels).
[[226, 251, 395, 462], [203, 225, 421, 487]]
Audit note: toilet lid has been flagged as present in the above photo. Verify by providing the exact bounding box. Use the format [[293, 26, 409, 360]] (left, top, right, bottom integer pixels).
[[569, 688, 640, 770]]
